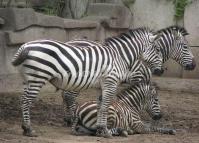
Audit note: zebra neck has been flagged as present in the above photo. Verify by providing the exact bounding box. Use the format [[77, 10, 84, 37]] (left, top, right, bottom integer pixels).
[[117, 86, 145, 113], [140, 62, 152, 83], [158, 32, 176, 63], [104, 39, 140, 68]]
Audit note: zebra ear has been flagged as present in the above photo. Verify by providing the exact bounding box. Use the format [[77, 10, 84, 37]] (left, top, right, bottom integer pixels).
[[152, 33, 162, 42], [182, 31, 189, 36], [173, 31, 181, 40], [150, 35, 158, 42], [179, 27, 189, 36]]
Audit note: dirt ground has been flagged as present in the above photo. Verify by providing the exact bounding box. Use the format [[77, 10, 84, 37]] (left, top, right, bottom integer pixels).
[[0, 89, 199, 143]]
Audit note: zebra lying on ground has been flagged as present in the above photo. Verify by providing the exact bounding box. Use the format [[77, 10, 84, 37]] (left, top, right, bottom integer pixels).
[[71, 62, 176, 136], [11, 27, 163, 137], [62, 26, 196, 127]]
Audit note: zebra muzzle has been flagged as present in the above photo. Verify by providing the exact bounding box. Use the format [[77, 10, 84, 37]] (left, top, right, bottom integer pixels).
[[185, 58, 196, 70], [153, 68, 164, 76], [152, 113, 162, 120]]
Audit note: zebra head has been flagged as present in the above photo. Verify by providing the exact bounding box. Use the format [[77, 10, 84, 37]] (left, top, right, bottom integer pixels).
[[139, 29, 164, 76], [142, 44, 164, 76], [157, 26, 196, 70], [171, 28, 195, 70], [145, 83, 162, 120]]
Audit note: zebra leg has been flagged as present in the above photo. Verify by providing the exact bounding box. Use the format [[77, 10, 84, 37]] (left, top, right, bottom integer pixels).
[[62, 91, 78, 127], [109, 128, 128, 137], [71, 116, 79, 135], [132, 122, 176, 135], [21, 82, 43, 137], [149, 125, 176, 135], [96, 80, 117, 138]]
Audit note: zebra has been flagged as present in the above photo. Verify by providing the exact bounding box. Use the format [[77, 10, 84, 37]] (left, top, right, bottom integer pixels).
[[11, 27, 163, 137], [62, 25, 196, 128], [156, 26, 196, 69], [71, 62, 176, 136], [62, 35, 164, 127]]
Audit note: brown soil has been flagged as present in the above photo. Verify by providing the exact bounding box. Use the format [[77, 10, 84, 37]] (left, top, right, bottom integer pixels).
[[0, 89, 199, 143]]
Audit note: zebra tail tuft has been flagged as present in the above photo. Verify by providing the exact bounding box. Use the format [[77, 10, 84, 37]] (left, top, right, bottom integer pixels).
[[11, 46, 30, 66]]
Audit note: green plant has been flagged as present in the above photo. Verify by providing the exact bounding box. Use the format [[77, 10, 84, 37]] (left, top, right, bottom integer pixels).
[[174, 0, 191, 20], [33, 0, 65, 16], [121, 0, 135, 9]]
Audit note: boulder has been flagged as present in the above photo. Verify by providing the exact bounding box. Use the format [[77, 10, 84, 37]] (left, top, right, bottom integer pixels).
[[184, 0, 199, 46], [86, 3, 132, 28], [131, 0, 175, 30]]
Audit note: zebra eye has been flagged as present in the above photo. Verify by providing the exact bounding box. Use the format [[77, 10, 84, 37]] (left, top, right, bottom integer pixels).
[[151, 89, 156, 94], [156, 48, 160, 52]]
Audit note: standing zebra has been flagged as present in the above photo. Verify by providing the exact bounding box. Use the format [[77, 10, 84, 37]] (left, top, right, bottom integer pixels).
[[71, 62, 176, 136], [62, 33, 164, 127], [11, 27, 163, 137], [62, 26, 196, 128], [156, 26, 195, 69]]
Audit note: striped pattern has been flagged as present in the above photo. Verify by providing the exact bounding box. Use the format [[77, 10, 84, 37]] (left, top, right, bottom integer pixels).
[[63, 26, 193, 136], [156, 26, 195, 70], [72, 67, 175, 136], [62, 36, 163, 126], [12, 27, 162, 137], [62, 26, 195, 131]]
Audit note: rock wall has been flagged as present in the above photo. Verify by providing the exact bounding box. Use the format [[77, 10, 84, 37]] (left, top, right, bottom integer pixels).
[[131, 0, 176, 30], [183, 0, 199, 78], [130, 0, 199, 79]]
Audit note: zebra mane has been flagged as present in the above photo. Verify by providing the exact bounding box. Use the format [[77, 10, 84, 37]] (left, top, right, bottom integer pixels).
[[105, 27, 154, 42], [157, 26, 189, 36]]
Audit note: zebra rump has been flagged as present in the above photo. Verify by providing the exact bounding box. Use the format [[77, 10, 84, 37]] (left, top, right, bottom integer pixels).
[[12, 45, 30, 66]]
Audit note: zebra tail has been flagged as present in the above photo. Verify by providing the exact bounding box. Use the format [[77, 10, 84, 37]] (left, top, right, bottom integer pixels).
[[11, 45, 30, 66]]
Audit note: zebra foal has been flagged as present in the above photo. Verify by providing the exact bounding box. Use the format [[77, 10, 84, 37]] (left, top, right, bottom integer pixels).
[[156, 26, 195, 69]]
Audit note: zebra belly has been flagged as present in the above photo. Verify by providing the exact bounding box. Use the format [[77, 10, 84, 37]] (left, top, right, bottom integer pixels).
[[62, 72, 103, 91], [21, 60, 103, 91]]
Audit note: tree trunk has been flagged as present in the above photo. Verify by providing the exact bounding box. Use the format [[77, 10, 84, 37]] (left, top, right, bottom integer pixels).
[[68, 0, 89, 19]]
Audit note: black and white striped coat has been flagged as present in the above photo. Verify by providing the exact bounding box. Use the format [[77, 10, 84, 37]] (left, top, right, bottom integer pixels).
[[72, 62, 175, 136], [62, 26, 196, 129], [156, 26, 195, 70], [12, 27, 163, 137]]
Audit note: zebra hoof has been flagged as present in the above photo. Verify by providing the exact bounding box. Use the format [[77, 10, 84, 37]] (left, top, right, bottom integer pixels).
[[22, 124, 38, 137], [127, 129, 135, 135], [117, 128, 128, 137], [169, 129, 176, 135], [23, 129, 38, 137], [63, 117, 72, 127], [120, 130, 128, 137], [96, 127, 112, 138]]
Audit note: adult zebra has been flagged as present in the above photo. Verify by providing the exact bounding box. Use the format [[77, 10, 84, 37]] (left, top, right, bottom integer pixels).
[[62, 25, 196, 128], [62, 37, 163, 127], [11, 27, 163, 137], [156, 26, 195, 69], [71, 61, 176, 136]]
